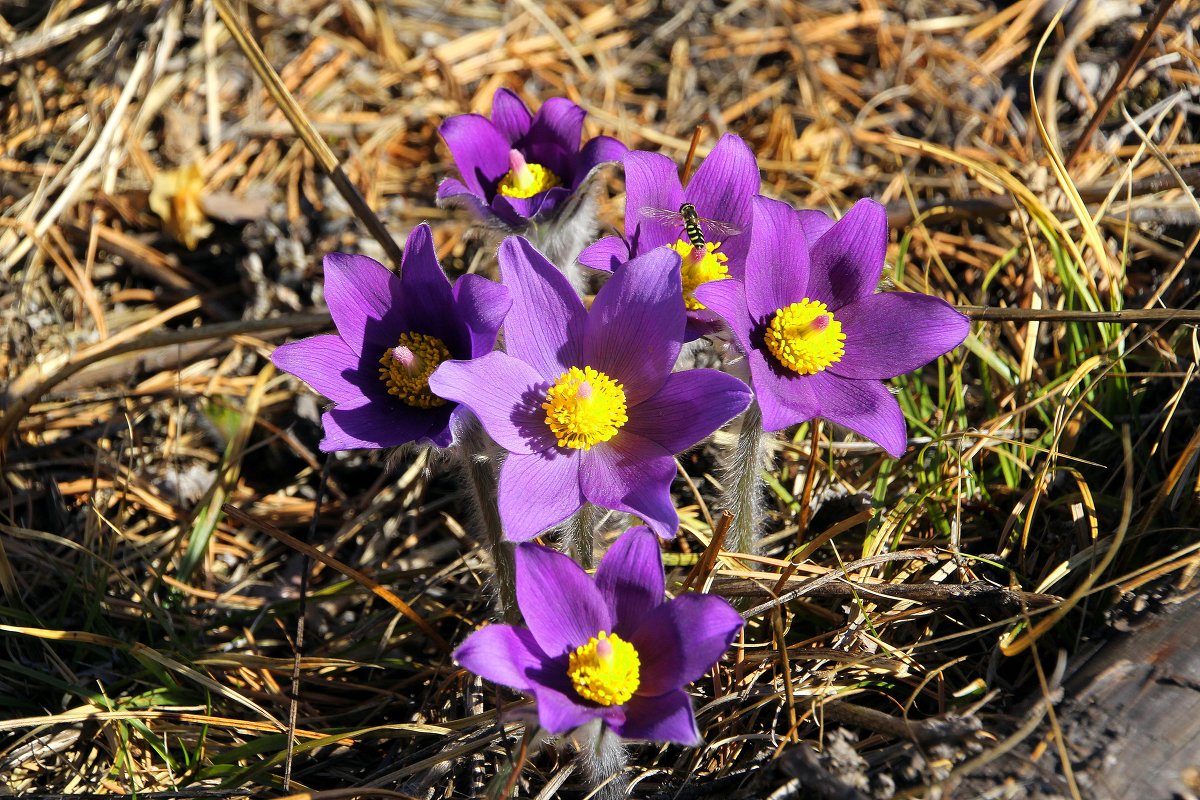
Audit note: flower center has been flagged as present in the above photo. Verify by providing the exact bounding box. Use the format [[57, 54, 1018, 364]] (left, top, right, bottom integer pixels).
[[377, 332, 452, 408], [497, 149, 561, 199], [764, 299, 846, 375], [668, 239, 729, 311], [542, 366, 628, 451], [567, 631, 641, 707]]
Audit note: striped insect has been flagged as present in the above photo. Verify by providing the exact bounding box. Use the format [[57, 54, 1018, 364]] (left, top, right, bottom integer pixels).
[[636, 203, 744, 252]]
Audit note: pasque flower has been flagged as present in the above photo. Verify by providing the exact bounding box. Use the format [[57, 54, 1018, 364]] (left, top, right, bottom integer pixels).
[[436, 88, 627, 228], [428, 236, 752, 541], [454, 526, 743, 744], [578, 132, 759, 336], [271, 224, 510, 451], [693, 196, 970, 457]]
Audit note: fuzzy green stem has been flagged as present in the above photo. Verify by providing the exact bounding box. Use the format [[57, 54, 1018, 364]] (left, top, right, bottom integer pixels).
[[573, 720, 627, 800], [722, 402, 769, 554], [459, 422, 518, 622], [562, 502, 596, 569]]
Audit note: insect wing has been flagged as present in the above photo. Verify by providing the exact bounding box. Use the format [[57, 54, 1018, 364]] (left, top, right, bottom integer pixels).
[[637, 206, 685, 226]]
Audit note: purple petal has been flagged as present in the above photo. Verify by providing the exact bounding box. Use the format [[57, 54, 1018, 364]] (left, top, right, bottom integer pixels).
[[490, 88, 533, 144], [527, 97, 585, 154], [322, 252, 406, 354], [577, 235, 630, 273], [439, 114, 511, 196], [829, 293, 969, 379], [428, 352, 551, 455], [809, 371, 907, 457], [594, 527, 664, 638], [319, 399, 445, 452], [691, 279, 753, 354], [396, 223, 464, 352], [499, 451, 584, 542], [498, 236, 586, 378], [271, 335, 368, 405], [583, 247, 684, 404], [614, 690, 700, 745], [623, 150, 684, 255], [744, 195, 810, 322], [455, 624, 547, 691], [631, 594, 743, 692], [625, 370, 750, 454], [573, 135, 628, 189], [491, 186, 570, 224], [580, 434, 679, 538], [531, 684, 608, 734], [515, 542, 611, 655], [453, 273, 511, 358], [805, 198, 887, 311], [684, 133, 759, 232], [436, 177, 494, 220], [797, 208, 835, 243], [746, 349, 821, 433]]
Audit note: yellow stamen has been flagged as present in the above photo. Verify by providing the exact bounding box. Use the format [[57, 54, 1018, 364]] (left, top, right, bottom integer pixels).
[[568, 631, 641, 706], [497, 149, 561, 199], [542, 366, 628, 450], [667, 239, 729, 311], [764, 299, 846, 375], [377, 332, 452, 408]]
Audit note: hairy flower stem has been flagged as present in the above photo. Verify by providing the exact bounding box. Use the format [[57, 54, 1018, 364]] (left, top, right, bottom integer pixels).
[[562, 502, 596, 569], [573, 721, 628, 800], [721, 401, 770, 554], [525, 174, 602, 294], [459, 422, 518, 622]]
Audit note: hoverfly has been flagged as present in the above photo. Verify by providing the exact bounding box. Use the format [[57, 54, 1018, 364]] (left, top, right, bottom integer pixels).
[[636, 203, 744, 250]]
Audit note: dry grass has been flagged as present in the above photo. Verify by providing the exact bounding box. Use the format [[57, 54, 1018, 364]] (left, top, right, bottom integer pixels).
[[1, 0, 1198, 797]]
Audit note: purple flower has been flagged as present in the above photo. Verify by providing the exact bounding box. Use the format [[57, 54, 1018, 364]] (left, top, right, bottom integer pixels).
[[271, 224, 510, 451], [428, 236, 751, 541], [578, 133, 759, 338], [455, 527, 743, 745], [436, 89, 627, 228], [693, 196, 970, 457]]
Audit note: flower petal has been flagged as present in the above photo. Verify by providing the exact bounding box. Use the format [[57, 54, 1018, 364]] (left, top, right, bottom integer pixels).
[[396, 223, 465, 352], [625, 370, 751, 454], [455, 624, 547, 691], [829, 292, 969, 379], [685, 133, 758, 233], [614, 689, 700, 745], [623, 150, 685, 256], [453, 273, 511, 358], [580, 434, 679, 538], [746, 349, 821, 433], [573, 135, 628, 189], [744, 195, 810, 321], [322, 252, 407, 354], [531, 684, 607, 734], [594, 527, 664, 638], [271, 334, 368, 405], [631, 594, 743, 691], [490, 88, 533, 144], [436, 177, 493, 220], [527, 96, 585, 155], [499, 451, 584, 542], [516, 541, 611, 655], [438, 114, 512, 196], [691, 279, 753, 354], [809, 371, 907, 457], [577, 235, 630, 273], [498, 236, 586, 378], [583, 247, 684, 404], [491, 186, 571, 224], [797, 208, 835, 243], [805, 198, 887, 310], [428, 352, 551, 455], [319, 399, 446, 452]]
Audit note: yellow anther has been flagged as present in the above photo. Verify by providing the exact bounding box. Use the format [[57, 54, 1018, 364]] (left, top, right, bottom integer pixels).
[[377, 332, 452, 408], [497, 149, 562, 199], [542, 366, 628, 450], [763, 299, 846, 375], [668, 239, 730, 311], [568, 631, 641, 706]]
